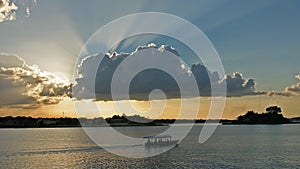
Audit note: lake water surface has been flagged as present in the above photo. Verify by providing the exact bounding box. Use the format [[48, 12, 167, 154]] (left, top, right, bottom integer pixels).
[[1, 124, 300, 168]]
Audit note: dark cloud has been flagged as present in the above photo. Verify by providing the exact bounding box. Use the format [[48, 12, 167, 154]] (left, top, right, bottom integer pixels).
[[219, 72, 263, 97], [74, 44, 261, 101], [0, 53, 72, 108], [0, 75, 36, 106], [73, 44, 186, 101]]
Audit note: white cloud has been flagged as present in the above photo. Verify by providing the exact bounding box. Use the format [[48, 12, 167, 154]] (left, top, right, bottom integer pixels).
[[0, 0, 36, 22], [268, 74, 300, 96], [0, 0, 18, 22], [285, 74, 300, 96], [0, 53, 72, 108], [25, 6, 30, 17]]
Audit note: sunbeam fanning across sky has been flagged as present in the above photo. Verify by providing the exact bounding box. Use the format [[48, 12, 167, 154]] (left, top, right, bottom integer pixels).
[[0, 0, 299, 119], [1, 0, 300, 167]]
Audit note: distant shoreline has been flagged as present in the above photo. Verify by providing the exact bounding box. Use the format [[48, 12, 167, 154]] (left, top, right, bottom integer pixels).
[[222, 121, 300, 125], [1, 110, 300, 128], [1, 118, 300, 128]]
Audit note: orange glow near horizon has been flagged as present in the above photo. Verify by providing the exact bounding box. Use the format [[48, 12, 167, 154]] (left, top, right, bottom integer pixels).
[[0, 95, 300, 120]]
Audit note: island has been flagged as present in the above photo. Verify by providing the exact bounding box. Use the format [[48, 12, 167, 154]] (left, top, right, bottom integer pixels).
[[223, 106, 290, 125]]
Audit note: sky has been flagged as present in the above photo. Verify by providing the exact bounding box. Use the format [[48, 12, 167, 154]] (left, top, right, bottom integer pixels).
[[0, 0, 299, 119]]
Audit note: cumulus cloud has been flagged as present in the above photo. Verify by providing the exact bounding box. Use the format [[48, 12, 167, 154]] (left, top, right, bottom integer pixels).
[[0, 0, 36, 22], [0, 53, 72, 108], [285, 74, 300, 95], [219, 72, 264, 96], [73, 44, 260, 101], [268, 74, 300, 96], [74, 44, 186, 101], [0, 0, 18, 22]]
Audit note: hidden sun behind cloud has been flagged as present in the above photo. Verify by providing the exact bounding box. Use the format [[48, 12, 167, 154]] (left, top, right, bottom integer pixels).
[[0, 53, 72, 109]]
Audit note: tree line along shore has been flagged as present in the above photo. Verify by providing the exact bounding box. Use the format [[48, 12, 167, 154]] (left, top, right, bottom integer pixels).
[[0, 106, 299, 128]]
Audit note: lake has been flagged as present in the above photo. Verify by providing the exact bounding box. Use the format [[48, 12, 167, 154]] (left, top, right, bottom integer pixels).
[[1, 124, 300, 168]]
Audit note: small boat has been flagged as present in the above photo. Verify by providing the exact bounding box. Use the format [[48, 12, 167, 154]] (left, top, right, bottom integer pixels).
[[144, 135, 179, 147]]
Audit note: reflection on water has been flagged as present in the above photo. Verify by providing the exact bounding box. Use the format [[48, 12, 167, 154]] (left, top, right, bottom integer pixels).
[[1, 125, 300, 168]]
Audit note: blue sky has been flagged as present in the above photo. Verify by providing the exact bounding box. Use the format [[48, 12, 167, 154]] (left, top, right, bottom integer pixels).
[[1, 0, 300, 118], [0, 0, 299, 91]]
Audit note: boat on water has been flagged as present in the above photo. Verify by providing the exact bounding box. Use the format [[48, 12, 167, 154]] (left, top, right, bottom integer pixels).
[[144, 135, 179, 147]]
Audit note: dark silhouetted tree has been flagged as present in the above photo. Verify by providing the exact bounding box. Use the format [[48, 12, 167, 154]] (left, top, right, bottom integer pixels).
[[236, 106, 289, 124], [266, 106, 282, 114]]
